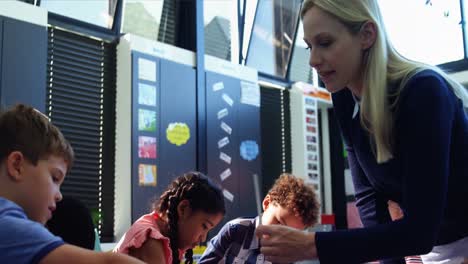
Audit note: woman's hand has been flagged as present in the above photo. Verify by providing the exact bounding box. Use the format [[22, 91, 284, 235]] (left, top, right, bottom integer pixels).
[[255, 225, 317, 263]]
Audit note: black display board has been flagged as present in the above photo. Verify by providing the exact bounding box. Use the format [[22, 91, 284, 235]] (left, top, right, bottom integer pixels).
[[131, 51, 196, 221], [206, 70, 262, 233]]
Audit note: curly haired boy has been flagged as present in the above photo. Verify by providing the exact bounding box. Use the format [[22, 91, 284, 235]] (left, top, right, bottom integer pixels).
[[199, 173, 319, 264]]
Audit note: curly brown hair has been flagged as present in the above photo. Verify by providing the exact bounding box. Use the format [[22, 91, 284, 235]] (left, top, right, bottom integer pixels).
[[267, 173, 320, 227]]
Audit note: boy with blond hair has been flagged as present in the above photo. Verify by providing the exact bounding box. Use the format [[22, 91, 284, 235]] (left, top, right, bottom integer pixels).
[[199, 173, 319, 264], [0, 104, 142, 264]]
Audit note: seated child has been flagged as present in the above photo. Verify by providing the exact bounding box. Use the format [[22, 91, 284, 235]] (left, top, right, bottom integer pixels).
[[0, 104, 143, 264], [114, 171, 226, 264], [199, 173, 320, 264]]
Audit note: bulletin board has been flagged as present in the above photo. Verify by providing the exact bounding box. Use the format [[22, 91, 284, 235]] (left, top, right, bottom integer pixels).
[[131, 51, 197, 221], [206, 69, 262, 231]]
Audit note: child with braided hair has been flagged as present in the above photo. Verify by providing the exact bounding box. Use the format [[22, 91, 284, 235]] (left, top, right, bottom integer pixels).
[[114, 171, 226, 264]]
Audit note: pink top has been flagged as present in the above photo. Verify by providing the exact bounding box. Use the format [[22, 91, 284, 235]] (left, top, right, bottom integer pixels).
[[114, 212, 182, 264]]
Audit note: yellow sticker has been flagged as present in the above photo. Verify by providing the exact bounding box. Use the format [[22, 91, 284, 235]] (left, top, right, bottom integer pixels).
[[192, 245, 207, 255], [166, 122, 190, 146]]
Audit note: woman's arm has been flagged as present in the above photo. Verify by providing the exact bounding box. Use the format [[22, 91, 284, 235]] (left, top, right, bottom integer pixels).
[[348, 146, 391, 227]]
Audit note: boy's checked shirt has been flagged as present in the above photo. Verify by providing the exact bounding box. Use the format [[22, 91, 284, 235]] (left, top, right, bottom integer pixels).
[[199, 216, 274, 264]]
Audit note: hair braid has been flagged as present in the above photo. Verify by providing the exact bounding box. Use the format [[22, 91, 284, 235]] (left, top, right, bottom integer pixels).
[[184, 248, 193, 264], [157, 175, 196, 264], [167, 193, 180, 264]]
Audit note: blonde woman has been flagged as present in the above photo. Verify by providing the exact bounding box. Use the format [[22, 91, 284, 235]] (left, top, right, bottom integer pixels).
[[256, 0, 468, 263]]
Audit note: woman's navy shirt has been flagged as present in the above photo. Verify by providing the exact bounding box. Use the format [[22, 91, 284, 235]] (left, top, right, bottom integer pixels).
[[316, 70, 468, 263]]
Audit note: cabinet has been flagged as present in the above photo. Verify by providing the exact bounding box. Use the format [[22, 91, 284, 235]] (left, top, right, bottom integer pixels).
[[0, 15, 47, 112]]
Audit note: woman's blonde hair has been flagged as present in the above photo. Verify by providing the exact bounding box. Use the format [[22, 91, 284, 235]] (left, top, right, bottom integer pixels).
[[301, 0, 468, 163]]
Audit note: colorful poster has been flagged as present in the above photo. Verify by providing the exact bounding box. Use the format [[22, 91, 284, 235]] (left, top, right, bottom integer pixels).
[[138, 109, 156, 132], [138, 136, 156, 158], [138, 164, 157, 186], [138, 83, 157, 106], [240, 140, 259, 161], [166, 122, 190, 146]]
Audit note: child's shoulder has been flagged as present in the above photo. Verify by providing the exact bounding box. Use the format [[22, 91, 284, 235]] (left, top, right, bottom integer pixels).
[[228, 216, 256, 227], [219, 216, 257, 235], [212, 217, 257, 243], [0, 197, 25, 219], [114, 212, 170, 254], [0, 197, 60, 238], [125, 212, 167, 240], [0, 197, 35, 229], [0, 198, 64, 263]]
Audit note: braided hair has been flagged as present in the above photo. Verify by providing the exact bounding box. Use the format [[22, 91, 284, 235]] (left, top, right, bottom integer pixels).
[[155, 172, 225, 264]]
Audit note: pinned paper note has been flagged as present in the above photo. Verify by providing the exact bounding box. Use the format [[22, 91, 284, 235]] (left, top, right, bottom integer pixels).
[[220, 122, 232, 135], [223, 189, 234, 202], [213, 82, 224, 91], [218, 137, 230, 149], [240, 140, 259, 161], [220, 168, 232, 181], [241, 81, 260, 107], [222, 93, 234, 107], [217, 108, 229, 120], [219, 152, 232, 164], [166, 122, 190, 146]]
